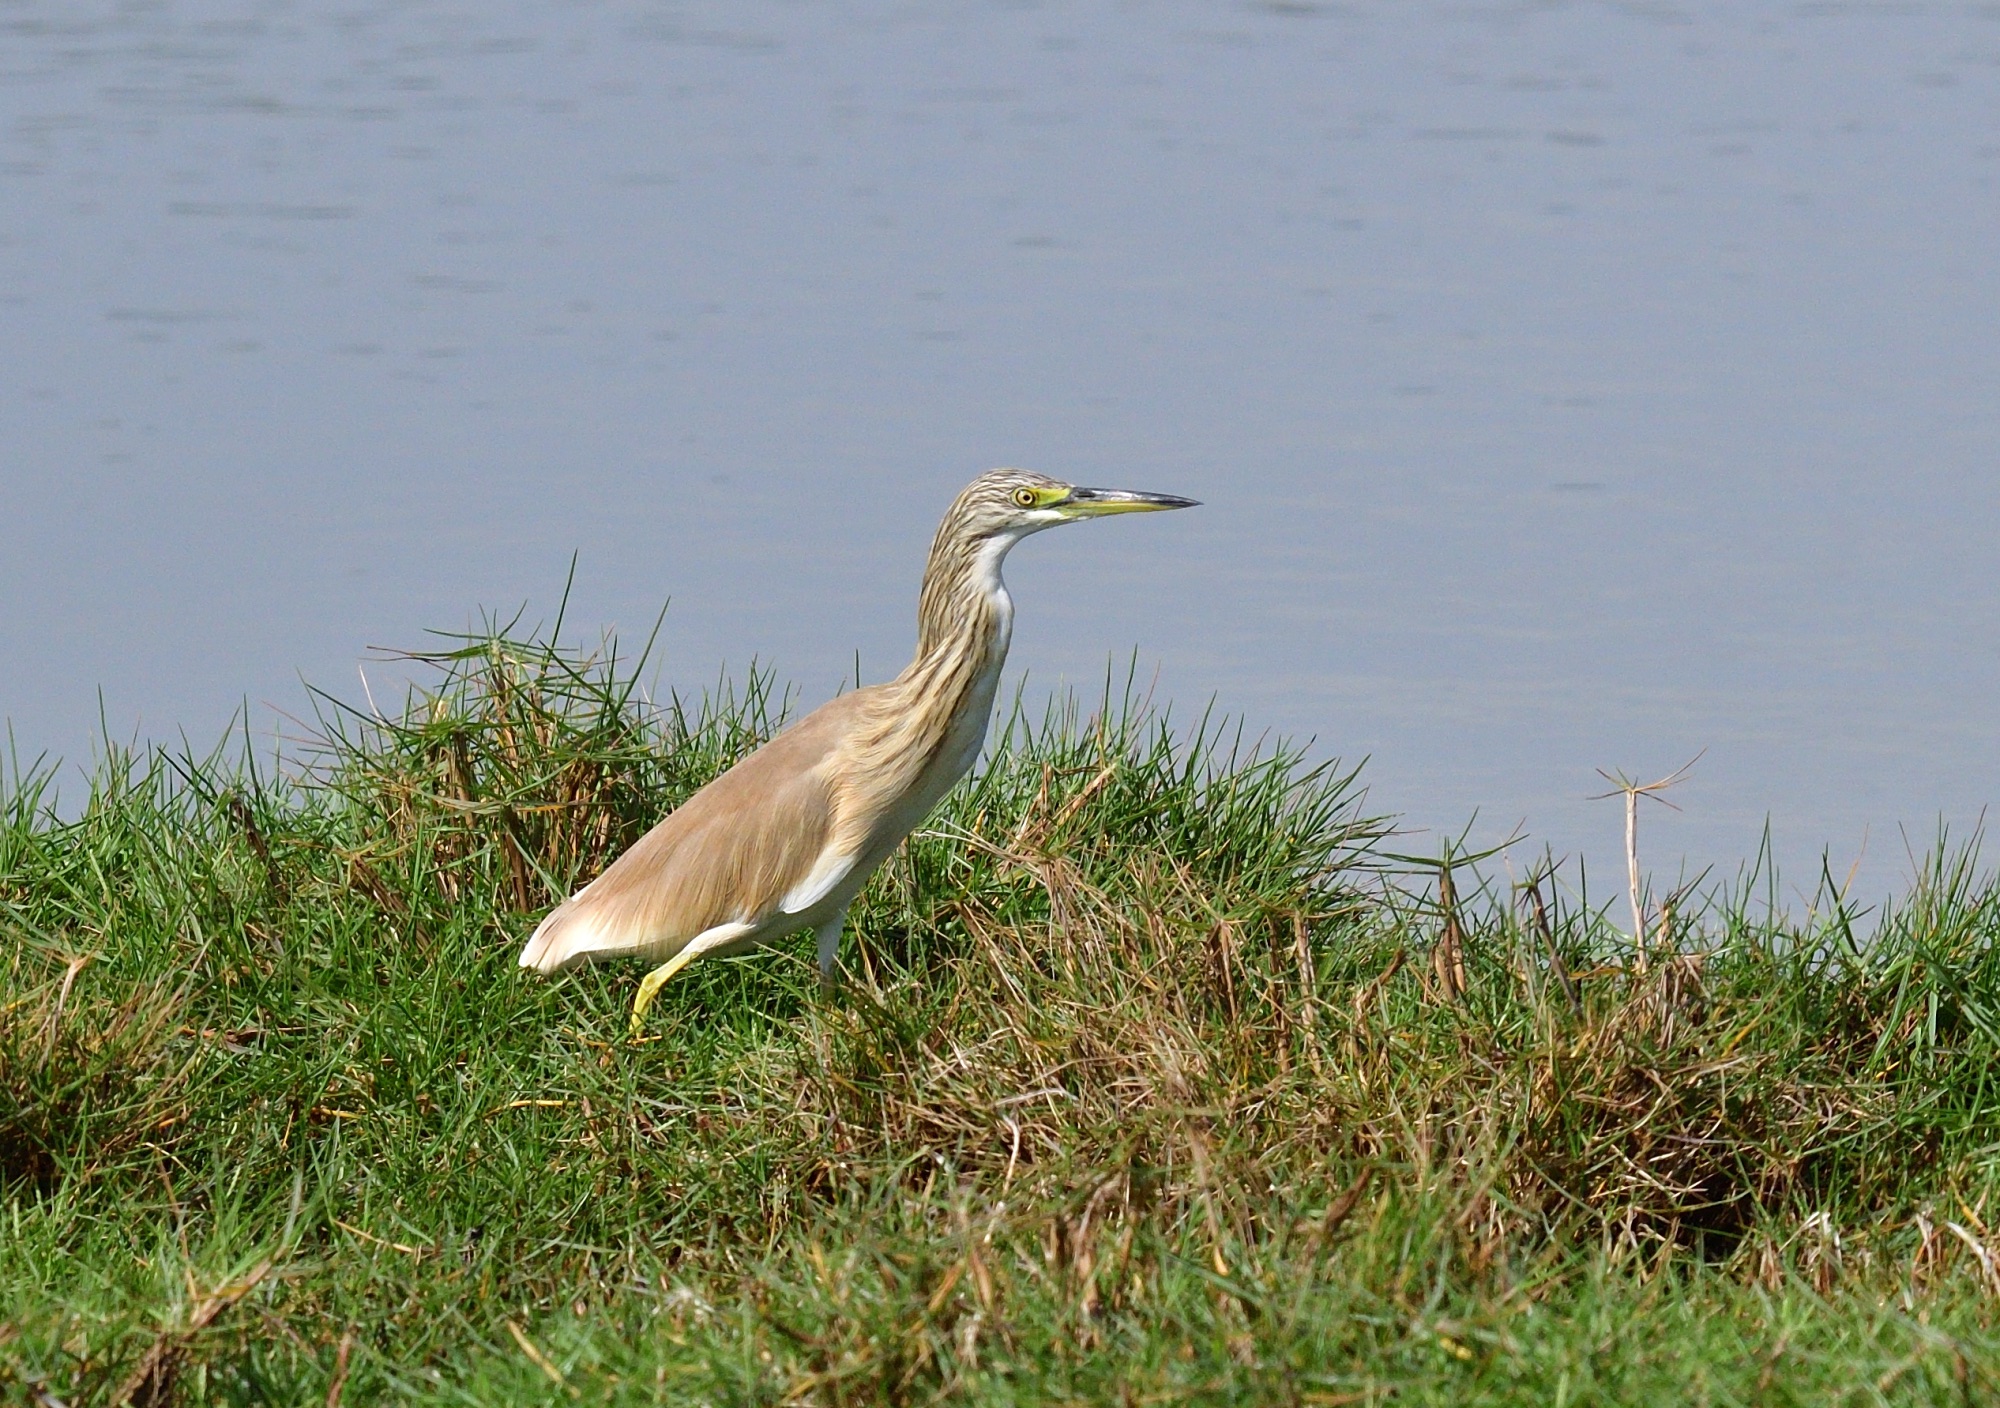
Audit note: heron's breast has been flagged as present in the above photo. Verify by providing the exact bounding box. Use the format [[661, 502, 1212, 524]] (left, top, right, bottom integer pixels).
[[861, 656, 1003, 865]]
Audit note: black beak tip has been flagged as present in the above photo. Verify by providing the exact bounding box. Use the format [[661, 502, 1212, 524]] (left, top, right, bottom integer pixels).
[[1069, 487, 1202, 510]]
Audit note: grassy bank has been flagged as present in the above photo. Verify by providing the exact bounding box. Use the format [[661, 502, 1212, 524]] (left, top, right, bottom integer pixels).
[[4, 624, 1999, 1405]]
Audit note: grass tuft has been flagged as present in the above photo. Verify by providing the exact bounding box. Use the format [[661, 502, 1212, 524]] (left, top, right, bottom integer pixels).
[[2, 620, 1998, 1404]]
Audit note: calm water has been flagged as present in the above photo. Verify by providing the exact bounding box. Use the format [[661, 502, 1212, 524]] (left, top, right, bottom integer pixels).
[[4, 1, 1998, 904]]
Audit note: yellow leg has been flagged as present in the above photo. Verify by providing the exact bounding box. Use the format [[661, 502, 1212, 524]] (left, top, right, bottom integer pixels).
[[627, 921, 760, 1037], [629, 949, 699, 1037]]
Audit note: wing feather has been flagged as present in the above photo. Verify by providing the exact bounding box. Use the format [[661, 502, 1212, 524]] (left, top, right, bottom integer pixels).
[[780, 849, 857, 916], [520, 690, 872, 973]]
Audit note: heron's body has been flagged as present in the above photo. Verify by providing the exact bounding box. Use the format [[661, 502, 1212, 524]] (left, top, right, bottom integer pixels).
[[518, 469, 1194, 1029]]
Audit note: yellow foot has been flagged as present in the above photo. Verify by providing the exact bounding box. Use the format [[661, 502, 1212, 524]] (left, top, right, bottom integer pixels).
[[629, 955, 692, 1038]]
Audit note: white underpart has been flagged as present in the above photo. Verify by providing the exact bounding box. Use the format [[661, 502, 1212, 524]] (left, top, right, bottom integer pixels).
[[782, 848, 856, 915], [677, 918, 761, 963]]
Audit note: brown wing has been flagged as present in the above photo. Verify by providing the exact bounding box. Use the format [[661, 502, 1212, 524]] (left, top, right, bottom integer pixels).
[[519, 689, 874, 972]]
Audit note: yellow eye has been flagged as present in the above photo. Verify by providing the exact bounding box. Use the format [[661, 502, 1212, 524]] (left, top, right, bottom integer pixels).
[[1013, 487, 1039, 508]]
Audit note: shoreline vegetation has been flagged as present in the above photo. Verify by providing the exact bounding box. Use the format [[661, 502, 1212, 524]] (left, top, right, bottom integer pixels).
[[4, 622, 1998, 1404]]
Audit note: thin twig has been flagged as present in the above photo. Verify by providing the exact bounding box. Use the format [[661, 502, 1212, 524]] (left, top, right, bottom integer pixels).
[[1525, 872, 1580, 1017], [325, 1331, 355, 1408], [1592, 752, 1703, 973], [1432, 858, 1466, 1003], [112, 1260, 274, 1407]]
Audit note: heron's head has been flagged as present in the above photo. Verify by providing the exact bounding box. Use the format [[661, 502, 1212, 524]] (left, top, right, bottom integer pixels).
[[950, 468, 1199, 544]]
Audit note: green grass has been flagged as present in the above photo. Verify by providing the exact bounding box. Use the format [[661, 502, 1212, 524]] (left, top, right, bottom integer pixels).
[[4, 621, 2000, 1405]]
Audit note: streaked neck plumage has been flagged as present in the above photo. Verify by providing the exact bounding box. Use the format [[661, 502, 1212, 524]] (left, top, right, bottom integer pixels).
[[901, 519, 1023, 737], [828, 511, 1029, 859], [914, 524, 1016, 668]]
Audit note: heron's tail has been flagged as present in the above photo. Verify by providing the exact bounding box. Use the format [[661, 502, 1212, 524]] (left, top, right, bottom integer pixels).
[[518, 893, 634, 974], [519, 903, 579, 974]]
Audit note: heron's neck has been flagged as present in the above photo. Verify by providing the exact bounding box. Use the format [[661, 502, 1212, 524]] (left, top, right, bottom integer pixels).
[[839, 528, 1017, 789], [913, 531, 1015, 671], [827, 532, 1018, 859], [907, 528, 1016, 700]]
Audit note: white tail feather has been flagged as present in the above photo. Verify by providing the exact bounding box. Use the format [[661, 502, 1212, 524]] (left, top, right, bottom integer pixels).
[[519, 901, 622, 974]]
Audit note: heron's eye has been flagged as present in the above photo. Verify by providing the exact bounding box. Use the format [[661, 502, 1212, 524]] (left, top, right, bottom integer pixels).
[[1013, 487, 1038, 508]]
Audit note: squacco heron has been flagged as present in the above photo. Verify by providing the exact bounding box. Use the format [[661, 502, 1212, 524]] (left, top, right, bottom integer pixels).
[[518, 469, 1197, 1031]]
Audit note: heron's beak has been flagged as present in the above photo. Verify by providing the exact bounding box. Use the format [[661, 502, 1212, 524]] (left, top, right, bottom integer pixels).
[[1061, 486, 1201, 518]]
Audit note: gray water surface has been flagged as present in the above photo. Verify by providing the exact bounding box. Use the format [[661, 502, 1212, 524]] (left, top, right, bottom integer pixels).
[[4, 2, 1998, 904]]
